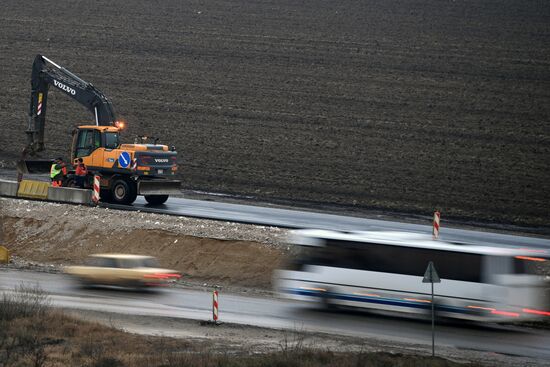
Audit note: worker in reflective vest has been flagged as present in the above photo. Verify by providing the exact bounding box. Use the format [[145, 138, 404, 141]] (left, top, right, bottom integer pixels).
[[50, 157, 67, 187], [74, 158, 88, 188]]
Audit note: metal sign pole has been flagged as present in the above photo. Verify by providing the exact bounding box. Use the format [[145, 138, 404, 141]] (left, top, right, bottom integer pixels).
[[431, 281, 435, 357], [423, 261, 440, 358]]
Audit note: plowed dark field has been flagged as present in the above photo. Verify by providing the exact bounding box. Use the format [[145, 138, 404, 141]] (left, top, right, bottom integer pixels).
[[1, 0, 549, 227]]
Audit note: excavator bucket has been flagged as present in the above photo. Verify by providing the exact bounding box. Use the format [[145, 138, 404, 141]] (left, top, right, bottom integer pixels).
[[16, 159, 54, 175], [138, 180, 181, 195]]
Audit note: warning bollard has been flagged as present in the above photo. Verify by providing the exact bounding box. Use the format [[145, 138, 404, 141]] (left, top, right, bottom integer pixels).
[[212, 289, 219, 323], [200, 288, 222, 327], [432, 211, 440, 239], [92, 175, 100, 204]]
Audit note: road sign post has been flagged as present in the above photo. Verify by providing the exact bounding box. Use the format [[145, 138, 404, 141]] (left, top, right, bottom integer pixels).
[[423, 261, 441, 357]]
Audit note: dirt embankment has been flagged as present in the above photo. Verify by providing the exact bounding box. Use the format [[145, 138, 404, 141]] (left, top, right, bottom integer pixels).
[[0, 198, 290, 290]]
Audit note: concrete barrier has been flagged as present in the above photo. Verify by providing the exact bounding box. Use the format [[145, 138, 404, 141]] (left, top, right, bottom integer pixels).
[[1, 178, 91, 205], [47, 186, 92, 205], [17, 180, 49, 200], [0, 179, 19, 197]]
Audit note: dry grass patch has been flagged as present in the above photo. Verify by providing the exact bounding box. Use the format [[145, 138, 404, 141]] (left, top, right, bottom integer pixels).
[[0, 287, 480, 367]]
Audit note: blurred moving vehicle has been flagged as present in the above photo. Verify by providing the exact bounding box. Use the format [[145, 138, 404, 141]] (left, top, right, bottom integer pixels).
[[65, 254, 181, 288], [274, 230, 550, 322]]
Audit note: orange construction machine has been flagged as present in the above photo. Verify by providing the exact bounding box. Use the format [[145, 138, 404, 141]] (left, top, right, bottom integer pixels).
[[18, 55, 181, 205]]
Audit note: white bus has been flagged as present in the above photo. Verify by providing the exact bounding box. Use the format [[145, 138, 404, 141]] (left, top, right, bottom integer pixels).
[[274, 230, 550, 322]]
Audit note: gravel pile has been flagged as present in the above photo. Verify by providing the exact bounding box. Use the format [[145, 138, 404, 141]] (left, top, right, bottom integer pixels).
[[0, 197, 289, 248]]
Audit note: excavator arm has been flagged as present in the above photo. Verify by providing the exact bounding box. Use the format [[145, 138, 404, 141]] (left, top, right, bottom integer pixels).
[[24, 55, 117, 156]]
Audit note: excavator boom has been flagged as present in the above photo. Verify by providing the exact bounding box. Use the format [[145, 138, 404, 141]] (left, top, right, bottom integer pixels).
[[18, 55, 118, 175], [24, 55, 116, 156]]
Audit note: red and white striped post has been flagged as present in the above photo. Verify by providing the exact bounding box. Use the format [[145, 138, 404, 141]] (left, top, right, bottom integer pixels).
[[37, 93, 43, 116], [92, 175, 100, 204], [212, 289, 219, 323], [432, 211, 441, 239]]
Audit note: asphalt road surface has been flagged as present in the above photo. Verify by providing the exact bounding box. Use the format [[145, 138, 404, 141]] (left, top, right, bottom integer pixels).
[[108, 196, 550, 251], [1, 269, 550, 362], [2, 169, 549, 249]]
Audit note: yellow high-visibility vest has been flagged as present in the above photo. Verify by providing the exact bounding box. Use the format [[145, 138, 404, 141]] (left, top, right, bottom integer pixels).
[[50, 163, 61, 179]]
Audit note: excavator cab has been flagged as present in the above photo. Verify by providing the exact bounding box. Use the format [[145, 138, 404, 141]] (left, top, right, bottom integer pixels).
[[16, 125, 121, 175], [73, 128, 101, 158], [71, 126, 120, 166]]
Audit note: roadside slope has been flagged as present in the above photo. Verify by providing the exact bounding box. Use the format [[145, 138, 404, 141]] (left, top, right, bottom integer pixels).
[[0, 198, 289, 290]]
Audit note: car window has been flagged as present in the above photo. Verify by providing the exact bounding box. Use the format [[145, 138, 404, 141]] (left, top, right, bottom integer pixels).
[[118, 259, 141, 268], [98, 258, 118, 268], [84, 257, 101, 266], [116, 258, 160, 268], [142, 258, 160, 268], [84, 256, 160, 268]]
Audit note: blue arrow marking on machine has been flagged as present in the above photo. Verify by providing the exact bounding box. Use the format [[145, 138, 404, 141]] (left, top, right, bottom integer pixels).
[[118, 151, 130, 168]]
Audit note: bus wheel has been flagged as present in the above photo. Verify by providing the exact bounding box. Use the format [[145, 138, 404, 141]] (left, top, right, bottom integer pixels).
[[320, 289, 339, 311], [144, 195, 169, 205]]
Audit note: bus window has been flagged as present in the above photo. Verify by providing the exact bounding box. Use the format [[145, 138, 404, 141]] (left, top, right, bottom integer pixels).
[[483, 255, 512, 283], [282, 245, 326, 271], [326, 240, 482, 282], [310, 246, 338, 267], [513, 257, 544, 275], [426, 249, 482, 283]]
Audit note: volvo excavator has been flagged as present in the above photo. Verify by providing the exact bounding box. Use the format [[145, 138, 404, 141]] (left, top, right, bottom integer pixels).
[[17, 55, 181, 205]]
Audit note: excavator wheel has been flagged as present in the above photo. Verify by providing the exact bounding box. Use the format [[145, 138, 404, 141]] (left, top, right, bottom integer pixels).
[[111, 179, 137, 205], [144, 195, 169, 205], [64, 177, 75, 188]]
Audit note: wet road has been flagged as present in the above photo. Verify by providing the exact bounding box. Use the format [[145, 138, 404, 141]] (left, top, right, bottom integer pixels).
[[106, 196, 550, 250], [1, 269, 550, 362], [1, 169, 549, 250]]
